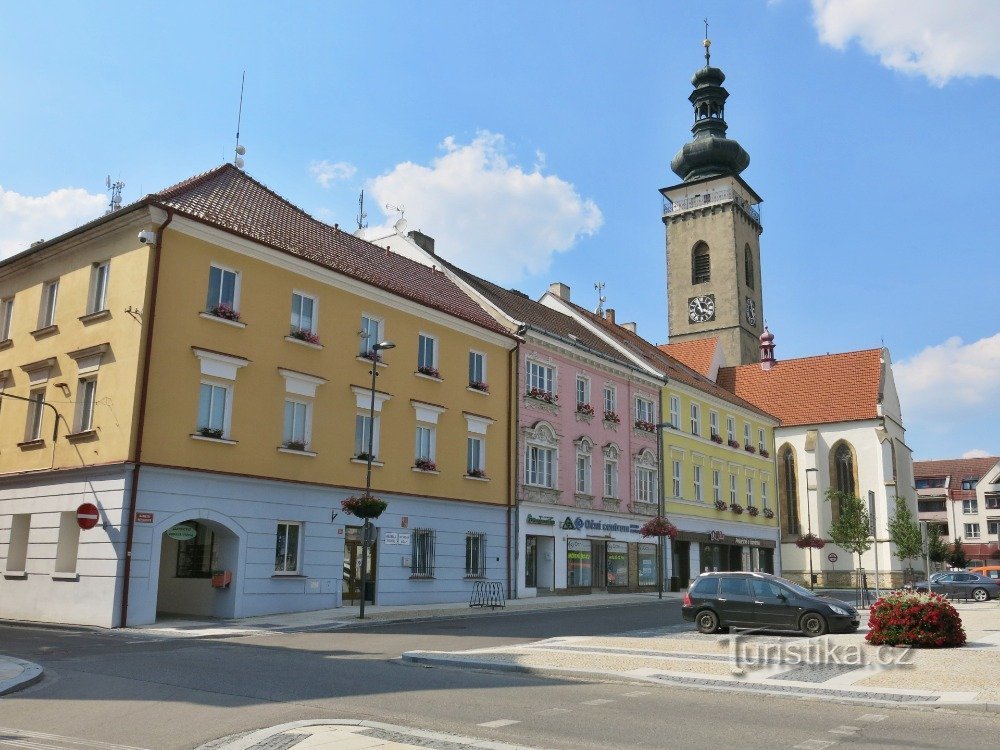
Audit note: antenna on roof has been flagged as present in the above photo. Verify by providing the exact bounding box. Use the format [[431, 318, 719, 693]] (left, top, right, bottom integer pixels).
[[105, 175, 124, 214], [386, 203, 407, 234], [234, 70, 247, 169], [356, 190, 369, 234], [594, 281, 606, 316]]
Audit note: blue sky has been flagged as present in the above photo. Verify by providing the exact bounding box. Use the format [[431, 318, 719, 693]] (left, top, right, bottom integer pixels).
[[2, 1, 998, 462]]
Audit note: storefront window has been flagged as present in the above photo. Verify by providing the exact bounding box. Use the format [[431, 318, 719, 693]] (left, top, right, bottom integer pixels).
[[638, 543, 657, 586], [567, 539, 592, 587], [606, 541, 629, 587], [525, 536, 537, 588]]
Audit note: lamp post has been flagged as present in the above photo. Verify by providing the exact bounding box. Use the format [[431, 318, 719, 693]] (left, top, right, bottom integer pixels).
[[359, 340, 394, 620], [654, 422, 672, 600], [805, 468, 818, 590]]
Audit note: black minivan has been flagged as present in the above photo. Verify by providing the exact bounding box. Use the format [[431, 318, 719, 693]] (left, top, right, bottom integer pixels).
[[682, 571, 860, 636]]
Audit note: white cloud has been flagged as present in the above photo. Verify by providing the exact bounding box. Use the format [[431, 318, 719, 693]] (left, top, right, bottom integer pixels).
[[366, 131, 602, 284], [962, 449, 992, 459], [895, 332, 1000, 457], [811, 0, 1000, 85], [310, 160, 357, 187], [0, 185, 106, 261]]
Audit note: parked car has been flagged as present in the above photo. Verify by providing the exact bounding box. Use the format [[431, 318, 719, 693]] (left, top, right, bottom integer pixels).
[[969, 565, 1000, 580], [682, 571, 860, 636], [908, 572, 1000, 601]]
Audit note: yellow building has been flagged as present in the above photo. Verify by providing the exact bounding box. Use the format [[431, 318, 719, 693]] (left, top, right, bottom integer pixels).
[[0, 164, 516, 626]]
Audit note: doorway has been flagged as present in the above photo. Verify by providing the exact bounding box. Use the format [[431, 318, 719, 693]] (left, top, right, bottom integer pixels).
[[591, 541, 607, 592], [343, 526, 377, 603], [156, 518, 238, 619], [672, 540, 691, 587]]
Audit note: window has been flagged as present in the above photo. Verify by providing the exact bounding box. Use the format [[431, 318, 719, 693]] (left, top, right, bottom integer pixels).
[[197, 382, 231, 438], [729, 474, 737, 505], [710, 411, 719, 438], [359, 314, 384, 356], [779, 445, 799, 535], [39, 280, 58, 328], [988, 520, 1000, 536], [831, 442, 857, 521], [603, 449, 619, 498], [672, 460, 681, 497], [25, 388, 46, 441], [465, 533, 486, 577], [576, 375, 590, 407], [961, 478, 978, 490], [412, 529, 435, 577], [669, 396, 680, 428], [469, 351, 486, 387], [636, 467, 655, 503], [720, 577, 750, 597], [525, 445, 555, 487], [743, 423, 751, 448], [603, 385, 616, 415], [692, 243, 710, 284], [964, 523, 981, 539], [283, 399, 310, 448], [415, 425, 436, 463], [712, 469, 721, 502], [355, 414, 379, 457], [527, 361, 554, 395], [762, 481, 769, 509], [744, 244, 755, 289], [758, 428, 766, 453], [467, 436, 484, 475], [0, 297, 12, 340], [727, 416, 735, 442], [6, 514, 31, 573], [417, 333, 438, 374], [75, 377, 97, 432], [693, 465, 703, 501], [206, 265, 239, 313], [746, 477, 754, 507], [963, 499, 979, 515], [987, 495, 1000, 510], [915, 477, 946, 489], [89, 262, 110, 314], [290, 291, 316, 335], [690, 403, 700, 436], [175, 521, 215, 579], [635, 396, 655, 424], [274, 522, 301, 574], [577, 445, 592, 494]]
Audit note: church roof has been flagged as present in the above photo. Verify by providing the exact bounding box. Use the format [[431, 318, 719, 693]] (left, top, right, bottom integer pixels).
[[658, 338, 718, 378], [716, 349, 884, 427]]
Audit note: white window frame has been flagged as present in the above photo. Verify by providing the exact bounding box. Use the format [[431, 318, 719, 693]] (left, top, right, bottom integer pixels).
[[412, 528, 436, 577], [672, 460, 681, 497], [762, 481, 769, 509], [75, 376, 98, 433], [283, 398, 311, 447], [962, 498, 978, 514], [525, 445, 555, 487], [603, 385, 616, 415], [0, 297, 12, 340], [693, 465, 703, 502], [351, 386, 391, 458], [576, 442, 592, 494], [290, 291, 318, 335], [274, 521, 302, 574], [744, 423, 752, 448], [206, 264, 240, 313], [669, 395, 680, 428], [38, 280, 58, 328], [964, 523, 981, 539], [467, 436, 485, 475], [576, 375, 590, 407], [712, 469, 721, 502], [359, 314, 384, 356], [603, 448, 619, 499], [198, 380, 232, 437], [415, 424, 436, 462], [25, 387, 46, 441], [636, 466, 655, 503], [635, 396, 655, 424], [710, 411, 719, 438], [690, 402, 700, 436], [526, 360, 555, 395], [89, 261, 110, 314], [469, 350, 487, 386], [988, 520, 1000, 537], [758, 428, 766, 453], [727, 416, 736, 442], [465, 532, 486, 578], [729, 474, 737, 504], [417, 332, 438, 372], [746, 477, 754, 507]]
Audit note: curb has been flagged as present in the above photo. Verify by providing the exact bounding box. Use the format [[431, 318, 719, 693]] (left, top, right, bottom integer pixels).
[[0, 656, 44, 697]]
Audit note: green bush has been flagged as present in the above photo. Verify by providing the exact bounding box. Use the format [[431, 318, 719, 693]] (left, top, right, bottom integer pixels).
[[866, 591, 966, 648]]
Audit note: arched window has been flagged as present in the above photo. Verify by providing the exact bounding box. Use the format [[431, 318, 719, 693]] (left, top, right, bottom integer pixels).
[[778, 444, 799, 536], [744, 244, 755, 289], [692, 243, 710, 284], [829, 441, 858, 523]]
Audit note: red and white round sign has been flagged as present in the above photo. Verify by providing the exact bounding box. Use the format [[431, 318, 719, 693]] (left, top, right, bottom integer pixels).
[[77, 502, 100, 530], [827, 552, 838, 563]]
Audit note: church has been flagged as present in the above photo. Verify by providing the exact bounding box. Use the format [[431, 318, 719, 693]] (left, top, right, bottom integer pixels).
[[656, 37, 916, 588]]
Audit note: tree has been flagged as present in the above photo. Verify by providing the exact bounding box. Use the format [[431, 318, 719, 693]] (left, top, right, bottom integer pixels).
[[927, 525, 948, 564], [826, 489, 873, 574], [947, 538, 968, 569], [887, 496, 922, 570]]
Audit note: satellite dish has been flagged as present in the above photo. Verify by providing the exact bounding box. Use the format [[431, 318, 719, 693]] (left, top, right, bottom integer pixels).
[[235, 156, 245, 169], [235, 144, 246, 155], [394, 218, 408, 234], [353, 228, 366, 239]]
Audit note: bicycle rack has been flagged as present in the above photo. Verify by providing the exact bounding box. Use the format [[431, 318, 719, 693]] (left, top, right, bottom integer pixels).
[[469, 580, 505, 610]]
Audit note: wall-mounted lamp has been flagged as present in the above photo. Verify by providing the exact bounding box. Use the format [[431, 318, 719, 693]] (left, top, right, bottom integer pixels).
[[54, 382, 71, 397]]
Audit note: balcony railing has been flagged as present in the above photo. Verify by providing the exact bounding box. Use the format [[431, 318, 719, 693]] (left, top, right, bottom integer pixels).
[[663, 187, 760, 224]]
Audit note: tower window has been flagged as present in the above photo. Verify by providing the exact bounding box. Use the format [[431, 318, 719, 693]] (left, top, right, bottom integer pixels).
[[692, 244, 710, 284], [745, 245, 755, 289]]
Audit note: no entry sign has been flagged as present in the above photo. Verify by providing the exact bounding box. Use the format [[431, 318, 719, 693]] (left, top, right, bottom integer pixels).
[[77, 502, 100, 530], [827, 552, 838, 563]]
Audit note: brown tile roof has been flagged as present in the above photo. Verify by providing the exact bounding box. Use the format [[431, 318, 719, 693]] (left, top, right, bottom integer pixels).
[[658, 339, 718, 377], [913, 457, 1000, 481], [717, 349, 883, 427], [149, 164, 512, 338], [559, 301, 774, 420]]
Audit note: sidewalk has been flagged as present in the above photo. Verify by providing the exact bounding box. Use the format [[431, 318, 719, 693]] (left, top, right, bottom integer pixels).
[[0, 654, 42, 696]]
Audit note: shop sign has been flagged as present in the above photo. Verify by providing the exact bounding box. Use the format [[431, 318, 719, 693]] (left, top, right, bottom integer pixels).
[[527, 514, 556, 526], [383, 532, 399, 545], [166, 524, 197, 541], [733, 537, 761, 547], [397, 532, 411, 546], [607, 541, 628, 554], [135, 512, 154, 523], [561, 516, 641, 534], [709, 530, 727, 542]]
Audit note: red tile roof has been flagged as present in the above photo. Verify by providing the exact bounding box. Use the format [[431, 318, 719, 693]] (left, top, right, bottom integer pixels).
[[149, 164, 512, 338], [913, 457, 1000, 481], [716, 349, 883, 426], [658, 339, 718, 377]]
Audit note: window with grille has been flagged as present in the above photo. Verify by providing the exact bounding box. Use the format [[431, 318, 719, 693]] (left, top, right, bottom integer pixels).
[[412, 529, 435, 577], [465, 533, 486, 577]]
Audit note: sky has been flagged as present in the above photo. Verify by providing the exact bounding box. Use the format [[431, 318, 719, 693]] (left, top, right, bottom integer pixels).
[[1, 1, 998, 462]]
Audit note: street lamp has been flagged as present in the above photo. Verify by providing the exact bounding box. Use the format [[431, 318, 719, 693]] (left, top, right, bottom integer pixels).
[[805, 468, 818, 590], [654, 422, 673, 600], [359, 339, 395, 619]]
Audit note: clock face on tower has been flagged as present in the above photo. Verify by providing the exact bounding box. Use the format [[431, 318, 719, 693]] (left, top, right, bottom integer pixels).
[[688, 295, 716, 323], [745, 297, 757, 326]]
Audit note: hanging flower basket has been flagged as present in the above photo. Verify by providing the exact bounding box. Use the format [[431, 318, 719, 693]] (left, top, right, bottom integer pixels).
[[341, 495, 387, 519], [714, 499, 728, 512], [795, 533, 826, 549], [640, 516, 679, 539]]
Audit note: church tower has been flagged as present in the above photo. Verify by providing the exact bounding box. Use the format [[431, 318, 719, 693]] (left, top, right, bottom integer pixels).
[[662, 36, 764, 366]]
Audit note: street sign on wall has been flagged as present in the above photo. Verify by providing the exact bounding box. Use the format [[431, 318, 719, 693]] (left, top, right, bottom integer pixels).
[[77, 503, 100, 530], [828, 552, 838, 563]]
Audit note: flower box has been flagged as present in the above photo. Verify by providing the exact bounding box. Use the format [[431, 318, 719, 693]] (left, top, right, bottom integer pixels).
[[639, 516, 679, 539], [417, 365, 441, 378], [360, 349, 383, 363], [747, 506, 760, 517], [341, 495, 387, 519], [714, 499, 728, 512], [468, 380, 489, 393], [710, 433, 723, 444], [759, 449, 770, 458], [527, 387, 558, 404], [466, 468, 487, 479], [744, 444, 756, 454], [727, 439, 741, 449], [762, 508, 775, 519], [795, 533, 826, 549], [283, 440, 307, 451], [576, 403, 595, 417], [414, 458, 437, 471], [208, 304, 240, 322], [634, 419, 656, 433], [289, 328, 320, 345], [729, 503, 744, 515], [198, 426, 224, 439], [603, 411, 621, 424], [354, 451, 375, 462]]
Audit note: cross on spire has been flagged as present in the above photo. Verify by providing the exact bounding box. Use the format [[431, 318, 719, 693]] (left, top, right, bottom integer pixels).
[[703, 18, 711, 65]]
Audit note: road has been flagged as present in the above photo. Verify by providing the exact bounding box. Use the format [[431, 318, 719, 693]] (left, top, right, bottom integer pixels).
[[0, 600, 996, 749]]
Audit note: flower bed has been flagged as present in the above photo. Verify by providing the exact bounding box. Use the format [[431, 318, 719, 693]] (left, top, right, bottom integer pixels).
[[341, 495, 387, 519], [866, 591, 966, 648], [795, 533, 826, 549]]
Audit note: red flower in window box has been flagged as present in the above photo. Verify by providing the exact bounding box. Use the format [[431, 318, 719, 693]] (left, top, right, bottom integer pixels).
[[759, 448, 770, 458], [603, 410, 621, 424], [714, 499, 728, 511], [417, 365, 441, 378], [576, 403, 595, 416], [527, 387, 558, 404], [729, 503, 744, 514], [289, 328, 320, 345], [414, 457, 437, 471], [466, 468, 487, 479], [747, 505, 760, 517], [727, 438, 741, 449], [710, 433, 724, 444], [361, 349, 383, 363], [744, 444, 756, 454], [634, 419, 656, 433], [208, 303, 240, 322], [341, 494, 387, 519], [639, 516, 679, 539], [468, 380, 490, 393], [762, 508, 775, 519]]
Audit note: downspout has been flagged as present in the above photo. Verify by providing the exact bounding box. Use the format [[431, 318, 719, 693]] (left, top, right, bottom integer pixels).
[[119, 207, 173, 628], [507, 342, 519, 599]]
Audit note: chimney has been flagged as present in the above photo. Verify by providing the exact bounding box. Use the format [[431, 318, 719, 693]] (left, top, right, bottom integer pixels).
[[759, 326, 776, 371], [605, 308, 615, 324], [621, 322, 637, 334], [407, 230, 435, 256], [548, 282, 571, 300]]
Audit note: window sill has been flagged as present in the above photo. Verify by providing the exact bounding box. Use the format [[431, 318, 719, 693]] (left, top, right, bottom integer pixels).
[[602, 420, 620, 430], [199, 312, 246, 328], [30, 324, 59, 339], [412, 467, 440, 475], [66, 429, 98, 443], [409, 575, 435, 580], [464, 474, 490, 482], [0, 338, 11, 351], [51, 572, 79, 581], [414, 371, 443, 382], [190, 434, 238, 445], [17, 439, 45, 451], [466, 386, 490, 396], [463, 575, 487, 580], [3, 570, 27, 579], [351, 458, 384, 467], [284, 335, 323, 350], [356, 356, 387, 368], [79, 309, 111, 324], [277, 447, 317, 457], [271, 573, 306, 579]]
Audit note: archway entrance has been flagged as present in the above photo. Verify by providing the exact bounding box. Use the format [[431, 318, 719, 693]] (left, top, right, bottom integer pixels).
[[156, 518, 239, 619]]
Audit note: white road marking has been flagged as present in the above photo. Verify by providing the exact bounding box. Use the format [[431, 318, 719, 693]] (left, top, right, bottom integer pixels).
[[535, 708, 571, 715], [793, 741, 837, 750], [580, 698, 614, 705], [828, 726, 860, 735], [0, 727, 148, 750], [858, 714, 887, 722], [621, 691, 650, 697], [477, 719, 521, 728]]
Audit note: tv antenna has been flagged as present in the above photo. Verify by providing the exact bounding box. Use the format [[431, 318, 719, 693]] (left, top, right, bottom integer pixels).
[[594, 281, 606, 315], [234, 70, 247, 169], [105, 176, 124, 214], [386, 203, 408, 234], [357, 190, 368, 232]]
